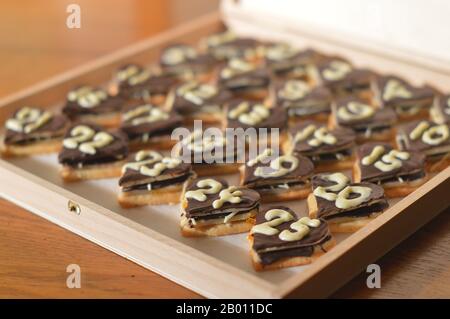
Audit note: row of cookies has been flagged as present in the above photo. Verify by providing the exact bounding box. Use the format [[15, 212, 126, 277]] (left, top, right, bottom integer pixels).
[[1, 29, 450, 272]]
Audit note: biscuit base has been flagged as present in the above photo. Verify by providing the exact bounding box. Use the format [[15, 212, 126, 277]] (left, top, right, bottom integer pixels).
[[128, 136, 177, 151], [396, 108, 430, 122], [1, 139, 62, 157], [258, 184, 311, 203], [181, 213, 256, 237], [118, 185, 183, 208], [288, 112, 330, 124], [61, 160, 126, 182], [193, 162, 241, 176], [75, 113, 121, 128], [181, 113, 224, 126], [313, 157, 355, 173], [426, 156, 450, 173], [250, 237, 336, 271], [232, 88, 268, 101], [307, 193, 381, 233], [352, 161, 428, 198]]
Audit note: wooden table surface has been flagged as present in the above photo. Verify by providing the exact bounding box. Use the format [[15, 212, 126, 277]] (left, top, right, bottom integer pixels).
[[0, 0, 449, 299]]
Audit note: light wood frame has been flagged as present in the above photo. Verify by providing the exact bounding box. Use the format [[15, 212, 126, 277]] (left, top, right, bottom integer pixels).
[[0, 11, 449, 298]]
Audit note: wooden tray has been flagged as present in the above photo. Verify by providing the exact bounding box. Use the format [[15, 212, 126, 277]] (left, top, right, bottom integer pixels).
[[0, 10, 449, 298]]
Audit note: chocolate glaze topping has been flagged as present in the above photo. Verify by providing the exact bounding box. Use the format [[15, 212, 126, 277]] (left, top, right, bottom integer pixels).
[[243, 153, 314, 187], [397, 120, 450, 154], [273, 81, 333, 116], [334, 96, 397, 129], [290, 120, 355, 157], [119, 152, 192, 188], [159, 44, 217, 76], [225, 99, 287, 131], [170, 82, 233, 116], [356, 142, 425, 183], [218, 62, 270, 92], [376, 75, 435, 109], [58, 123, 128, 167], [120, 103, 182, 141], [264, 47, 320, 76], [317, 58, 373, 93], [206, 35, 262, 61], [311, 174, 388, 219], [4, 108, 68, 145], [116, 64, 177, 99], [252, 206, 331, 264], [62, 86, 123, 119], [184, 178, 260, 219]]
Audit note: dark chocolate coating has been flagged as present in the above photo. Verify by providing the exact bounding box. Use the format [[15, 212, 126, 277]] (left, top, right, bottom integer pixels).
[[290, 120, 355, 156], [218, 65, 270, 92], [356, 142, 425, 182], [184, 178, 260, 219], [397, 120, 450, 153], [170, 83, 233, 116], [58, 123, 128, 167], [119, 154, 192, 188], [207, 37, 262, 61], [62, 86, 124, 119], [225, 99, 287, 131], [311, 174, 388, 219], [252, 206, 331, 256], [4, 109, 68, 145], [116, 64, 177, 99], [264, 47, 319, 75], [159, 44, 217, 75], [376, 75, 435, 109], [243, 153, 314, 187], [317, 57, 373, 93], [273, 81, 333, 116], [334, 96, 397, 128], [120, 104, 182, 141]]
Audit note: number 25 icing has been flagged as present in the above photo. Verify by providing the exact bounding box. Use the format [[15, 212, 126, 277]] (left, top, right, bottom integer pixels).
[[251, 208, 321, 242]]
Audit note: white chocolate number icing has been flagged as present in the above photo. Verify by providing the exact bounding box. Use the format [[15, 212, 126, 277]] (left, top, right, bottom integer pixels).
[[162, 46, 197, 65], [185, 179, 223, 202], [67, 86, 108, 108], [122, 151, 163, 173], [313, 173, 349, 201], [140, 157, 181, 177], [254, 154, 299, 178], [294, 124, 337, 147], [335, 185, 372, 209], [279, 217, 321, 242], [251, 209, 321, 242], [212, 186, 242, 209], [322, 61, 352, 81], [123, 104, 169, 125], [251, 209, 294, 236], [361, 145, 385, 166], [177, 82, 217, 105], [278, 80, 311, 101], [63, 125, 113, 155], [409, 121, 449, 146], [6, 107, 52, 134], [220, 59, 254, 79], [228, 102, 269, 125], [382, 79, 413, 102], [266, 43, 299, 61], [337, 102, 375, 121]]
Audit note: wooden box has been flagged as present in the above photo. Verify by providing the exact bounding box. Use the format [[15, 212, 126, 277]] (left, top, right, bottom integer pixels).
[[0, 1, 449, 298]]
